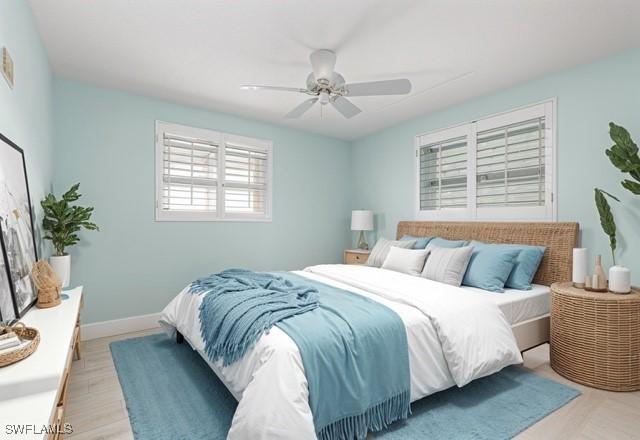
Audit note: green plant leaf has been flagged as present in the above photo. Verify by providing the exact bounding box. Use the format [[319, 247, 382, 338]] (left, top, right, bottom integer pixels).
[[606, 122, 640, 196], [594, 188, 618, 265], [622, 179, 640, 195]]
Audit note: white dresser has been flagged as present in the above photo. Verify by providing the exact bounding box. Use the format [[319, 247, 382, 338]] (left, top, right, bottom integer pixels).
[[0, 287, 83, 440]]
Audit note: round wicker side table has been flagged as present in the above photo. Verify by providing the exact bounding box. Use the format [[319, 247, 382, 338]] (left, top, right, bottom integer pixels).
[[550, 282, 640, 391]]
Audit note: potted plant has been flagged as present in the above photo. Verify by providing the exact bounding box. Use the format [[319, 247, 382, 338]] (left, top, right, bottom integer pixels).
[[41, 183, 98, 287], [594, 122, 639, 293]]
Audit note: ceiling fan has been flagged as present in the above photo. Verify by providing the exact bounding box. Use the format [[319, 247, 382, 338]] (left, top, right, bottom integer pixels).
[[240, 49, 412, 119]]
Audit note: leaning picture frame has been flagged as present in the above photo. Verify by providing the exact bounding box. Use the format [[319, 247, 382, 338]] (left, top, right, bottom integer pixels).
[[0, 133, 39, 318], [0, 222, 17, 322]]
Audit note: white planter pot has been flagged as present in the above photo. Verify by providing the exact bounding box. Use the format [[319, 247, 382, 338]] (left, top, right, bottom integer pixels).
[[49, 255, 71, 288], [609, 265, 631, 294]]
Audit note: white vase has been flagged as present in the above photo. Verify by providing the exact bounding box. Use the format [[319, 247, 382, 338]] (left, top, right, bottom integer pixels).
[[49, 255, 71, 288], [609, 265, 631, 294]]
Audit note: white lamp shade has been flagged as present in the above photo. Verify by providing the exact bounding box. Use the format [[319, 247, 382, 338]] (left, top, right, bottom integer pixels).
[[351, 210, 373, 231]]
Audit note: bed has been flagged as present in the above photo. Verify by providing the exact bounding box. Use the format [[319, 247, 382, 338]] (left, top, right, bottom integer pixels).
[[160, 221, 578, 439]]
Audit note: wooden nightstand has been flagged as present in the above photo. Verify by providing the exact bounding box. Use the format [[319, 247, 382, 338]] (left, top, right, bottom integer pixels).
[[550, 281, 640, 391], [344, 249, 370, 265]]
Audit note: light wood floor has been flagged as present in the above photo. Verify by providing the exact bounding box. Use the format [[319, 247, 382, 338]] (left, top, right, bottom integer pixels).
[[66, 329, 640, 440]]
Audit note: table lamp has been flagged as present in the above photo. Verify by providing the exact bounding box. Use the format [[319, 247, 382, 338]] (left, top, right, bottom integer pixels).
[[351, 210, 374, 250]]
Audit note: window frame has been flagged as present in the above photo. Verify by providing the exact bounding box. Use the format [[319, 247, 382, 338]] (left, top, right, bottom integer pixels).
[[414, 99, 557, 222], [155, 121, 273, 222]]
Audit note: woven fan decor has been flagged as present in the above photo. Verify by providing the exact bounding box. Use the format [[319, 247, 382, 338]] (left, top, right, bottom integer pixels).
[[31, 260, 62, 309], [0, 322, 40, 367]]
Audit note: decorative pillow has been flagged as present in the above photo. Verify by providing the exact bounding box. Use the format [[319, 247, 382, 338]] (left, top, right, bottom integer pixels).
[[462, 245, 520, 292], [381, 247, 430, 276], [400, 235, 434, 249], [427, 237, 468, 249], [421, 245, 474, 287], [367, 237, 416, 267], [469, 241, 546, 290]]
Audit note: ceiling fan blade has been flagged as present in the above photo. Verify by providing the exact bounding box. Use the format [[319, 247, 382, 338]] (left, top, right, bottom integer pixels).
[[344, 79, 412, 97], [331, 96, 362, 119], [240, 84, 307, 93], [309, 49, 336, 82], [285, 98, 318, 119]]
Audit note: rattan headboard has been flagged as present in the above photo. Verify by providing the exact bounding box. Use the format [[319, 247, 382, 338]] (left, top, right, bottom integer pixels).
[[397, 221, 579, 286]]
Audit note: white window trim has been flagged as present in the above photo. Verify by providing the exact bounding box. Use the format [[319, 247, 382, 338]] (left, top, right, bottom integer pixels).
[[155, 121, 273, 222], [414, 98, 557, 222]]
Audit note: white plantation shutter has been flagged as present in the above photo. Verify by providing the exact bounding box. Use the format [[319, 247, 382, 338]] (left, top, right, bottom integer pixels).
[[161, 132, 218, 213], [419, 136, 468, 210], [415, 100, 555, 221], [476, 117, 545, 208], [156, 122, 272, 221], [222, 138, 270, 217]]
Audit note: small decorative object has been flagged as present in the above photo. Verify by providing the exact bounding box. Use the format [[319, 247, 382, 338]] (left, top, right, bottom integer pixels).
[[2, 47, 13, 89], [0, 321, 40, 367], [31, 260, 62, 308], [609, 265, 632, 294], [0, 133, 38, 320], [584, 255, 608, 292], [572, 248, 587, 288], [41, 183, 99, 287], [593, 255, 607, 285], [351, 210, 373, 250]]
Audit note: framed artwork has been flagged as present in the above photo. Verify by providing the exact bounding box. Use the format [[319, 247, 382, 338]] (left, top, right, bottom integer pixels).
[[0, 133, 38, 319], [0, 223, 16, 322]]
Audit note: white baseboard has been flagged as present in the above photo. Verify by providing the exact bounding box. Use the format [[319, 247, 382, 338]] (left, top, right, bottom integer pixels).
[[81, 312, 161, 341]]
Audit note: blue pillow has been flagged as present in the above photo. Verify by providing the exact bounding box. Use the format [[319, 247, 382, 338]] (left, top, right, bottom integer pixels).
[[470, 241, 545, 290], [462, 246, 520, 292], [400, 235, 434, 249], [428, 237, 468, 248]]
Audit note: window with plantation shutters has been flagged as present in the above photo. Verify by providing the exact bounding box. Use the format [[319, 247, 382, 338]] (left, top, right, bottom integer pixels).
[[161, 131, 218, 214], [415, 100, 555, 221], [476, 117, 545, 208], [419, 136, 468, 210], [156, 122, 272, 221], [222, 140, 269, 217]]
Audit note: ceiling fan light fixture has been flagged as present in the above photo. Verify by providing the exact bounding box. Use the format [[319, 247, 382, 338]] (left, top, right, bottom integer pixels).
[[319, 90, 330, 105], [309, 49, 336, 82]]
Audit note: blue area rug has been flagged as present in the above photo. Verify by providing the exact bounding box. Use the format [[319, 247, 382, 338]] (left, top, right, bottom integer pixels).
[[111, 334, 579, 440]]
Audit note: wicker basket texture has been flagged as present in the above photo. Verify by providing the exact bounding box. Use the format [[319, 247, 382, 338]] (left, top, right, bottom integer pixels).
[[0, 322, 40, 368], [32, 260, 62, 309]]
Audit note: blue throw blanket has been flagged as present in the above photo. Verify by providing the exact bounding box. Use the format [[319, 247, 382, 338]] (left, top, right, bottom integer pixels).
[[190, 269, 411, 440], [189, 268, 319, 365]]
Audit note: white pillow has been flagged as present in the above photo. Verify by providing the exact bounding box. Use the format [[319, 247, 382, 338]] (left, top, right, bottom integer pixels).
[[381, 246, 430, 276], [367, 237, 416, 267], [421, 245, 474, 286]]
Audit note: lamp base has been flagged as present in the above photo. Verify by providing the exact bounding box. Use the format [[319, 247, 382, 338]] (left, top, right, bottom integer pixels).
[[356, 230, 369, 250]]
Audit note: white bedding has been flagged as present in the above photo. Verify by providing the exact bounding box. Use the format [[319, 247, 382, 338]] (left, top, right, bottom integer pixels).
[[461, 284, 550, 325], [160, 264, 522, 440]]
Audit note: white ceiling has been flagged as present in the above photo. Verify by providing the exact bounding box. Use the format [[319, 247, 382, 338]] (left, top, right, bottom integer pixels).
[[28, 0, 640, 140]]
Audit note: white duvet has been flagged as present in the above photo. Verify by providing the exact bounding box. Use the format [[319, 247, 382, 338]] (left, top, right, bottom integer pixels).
[[160, 264, 522, 439]]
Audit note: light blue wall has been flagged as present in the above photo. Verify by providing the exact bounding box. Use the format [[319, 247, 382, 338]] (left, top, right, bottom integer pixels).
[[53, 79, 352, 323], [0, 1, 53, 254], [351, 49, 640, 284]]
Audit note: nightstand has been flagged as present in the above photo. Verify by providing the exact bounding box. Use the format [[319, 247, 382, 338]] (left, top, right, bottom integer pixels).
[[550, 281, 640, 391], [344, 249, 370, 265]]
